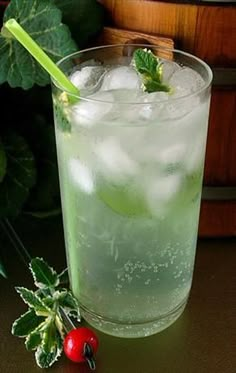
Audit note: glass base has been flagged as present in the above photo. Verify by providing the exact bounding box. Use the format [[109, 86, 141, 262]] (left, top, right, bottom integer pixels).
[[80, 296, 188, 338]]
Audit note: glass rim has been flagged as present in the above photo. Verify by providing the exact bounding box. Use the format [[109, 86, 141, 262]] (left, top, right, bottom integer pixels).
[[52, 44, 213, 105]]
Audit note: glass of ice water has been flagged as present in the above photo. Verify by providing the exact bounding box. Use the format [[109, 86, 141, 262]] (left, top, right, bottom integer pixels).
[[52, 45, 212, 338]]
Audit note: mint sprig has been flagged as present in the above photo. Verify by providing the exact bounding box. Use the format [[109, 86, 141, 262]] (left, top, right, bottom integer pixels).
[[133, 48, 171, 93], [12, 258, 80, 369]]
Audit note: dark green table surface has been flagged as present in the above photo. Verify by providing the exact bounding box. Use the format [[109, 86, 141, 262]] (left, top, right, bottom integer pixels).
[[0, 217, 236, 373]]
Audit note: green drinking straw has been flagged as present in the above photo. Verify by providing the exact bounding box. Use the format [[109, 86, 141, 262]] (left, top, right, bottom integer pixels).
[[3, 18, 79, 96]]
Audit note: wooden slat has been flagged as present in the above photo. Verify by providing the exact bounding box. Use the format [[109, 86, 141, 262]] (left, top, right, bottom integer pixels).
[[194, 5, 236, 66], [100, 0, 198, 51], [199, 201, 236, 237], [97, 26, 174, 49], [204, 89, 236, 185], [95, 27, 174, 59]]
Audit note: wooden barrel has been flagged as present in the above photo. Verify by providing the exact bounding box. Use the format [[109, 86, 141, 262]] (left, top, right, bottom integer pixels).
[[99, 0, 236, 237]]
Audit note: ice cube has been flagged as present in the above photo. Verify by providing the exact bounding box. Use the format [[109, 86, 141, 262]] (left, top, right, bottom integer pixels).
[[100, 66, 141, 91], [169, 67, 205, 98], [95, 136, 138, 181], [162, 60, 181, 82], [111, 88, 140, 103], [113, 91, 168, 124], [138, 92, 169, 121], [146, 174, 182, 216], [159, 143, 187, 166], [70, 91, 114, 128], [70, 66, 106, 94], [69, 159, 94, 194], [148, 174, 182, 202]]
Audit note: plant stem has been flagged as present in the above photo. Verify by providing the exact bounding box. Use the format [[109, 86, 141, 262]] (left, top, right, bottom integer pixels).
[[0, 219, 30, 267]]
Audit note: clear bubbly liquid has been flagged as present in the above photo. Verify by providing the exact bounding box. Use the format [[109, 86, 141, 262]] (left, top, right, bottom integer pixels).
[[55, 93, 209, 337]]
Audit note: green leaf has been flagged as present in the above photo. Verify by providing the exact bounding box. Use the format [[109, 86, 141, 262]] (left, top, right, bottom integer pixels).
[[54, 0, 104, 48], [0, 0, 77, 89], [35, 324, 63, 368], [133, 48, 171, 93], [25, 330, 42, 351], [134, 48, 160, 77], [0, 131, 36, 218], [143, 79, 172, 93], [30, 257, 59, 289], [0, 140, 7, 183], [53, 98, 71, 132], [15, 287, 50, 314], [40, 295, 54, 309], [12, 309, 45, 337]]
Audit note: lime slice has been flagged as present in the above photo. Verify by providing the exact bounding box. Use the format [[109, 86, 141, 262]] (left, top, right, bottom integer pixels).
[[98, 184, 149, 217]]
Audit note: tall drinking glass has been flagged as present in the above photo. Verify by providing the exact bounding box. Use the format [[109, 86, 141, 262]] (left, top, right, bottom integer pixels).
[[52, 45, 212, 338]]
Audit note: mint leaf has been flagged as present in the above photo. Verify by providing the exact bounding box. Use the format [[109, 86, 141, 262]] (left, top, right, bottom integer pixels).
[[0, 131, 36, 218], [134, 48, 160, 77], [0, 0, 77, 89], [15, 287, 50, 314], [25, 330, 42, 351], [30, 257, 59, 289], [36, 324, 62, 368], [0, 139, 7, 183], [133, 48, 171, 93], [144, 79, 171, 93], [12, 309, 44, 337], [54, 0, 104, 48], [53, 99, 71, 132]]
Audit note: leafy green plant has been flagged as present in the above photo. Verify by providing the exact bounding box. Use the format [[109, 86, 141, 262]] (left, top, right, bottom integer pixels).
[[0, 0, 104, 275], [0, 0, 77, 88], [12, 257, 80, 368]]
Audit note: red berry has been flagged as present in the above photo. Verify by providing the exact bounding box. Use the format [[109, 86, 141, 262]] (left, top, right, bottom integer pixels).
[[63, 327, 99, 364]]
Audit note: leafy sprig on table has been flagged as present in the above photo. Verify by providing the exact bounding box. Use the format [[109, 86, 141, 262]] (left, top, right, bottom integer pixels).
[[12, 257, 80, 368]]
